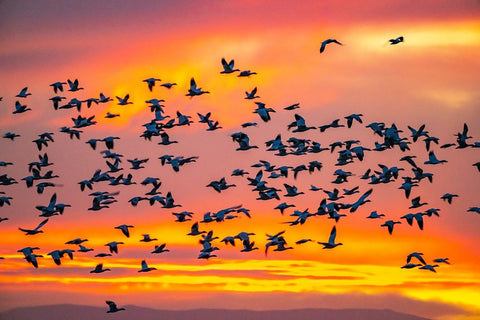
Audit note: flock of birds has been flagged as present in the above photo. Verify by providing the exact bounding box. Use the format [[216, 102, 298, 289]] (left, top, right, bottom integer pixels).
[[1, 36, 479, 313]]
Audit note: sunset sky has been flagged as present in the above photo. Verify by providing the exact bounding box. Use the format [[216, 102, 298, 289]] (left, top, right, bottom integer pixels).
[[0, 1, 479, 319]]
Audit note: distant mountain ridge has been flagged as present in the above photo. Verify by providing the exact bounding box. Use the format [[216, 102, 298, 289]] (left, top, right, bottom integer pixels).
[[0, 304, 432, 320]]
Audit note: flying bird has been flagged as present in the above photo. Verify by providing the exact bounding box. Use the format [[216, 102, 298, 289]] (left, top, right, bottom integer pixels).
[[138, 260, 157, 272], [318, 226, 343, 249], [16, 87, 32, 98], [116, 94, 133, 105], [115, 224, 134, 237], [389, 36, 404, 45], [143, 77, 161, 91], [19, 219, 49, 235], [90, 263, 111, 273], [220, 58, 240, 74], [106, 301, 125, 313], [186, 77, 209, 97], [320, 39, 343, 53]]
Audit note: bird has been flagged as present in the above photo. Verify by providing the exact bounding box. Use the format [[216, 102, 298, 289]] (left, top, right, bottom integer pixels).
[[419, 264, 439, 272], [102, 136, 120, 150], [238, 70, 257, 77], [143, 77, 161, 91], [19, 219, 49, 235], [241, 239, 259, 252], [231, 132, 258, 151], [366, 211, 385, 219], [160, 82, 177, 89], [115, 224, 134, 237], [295, 239, 313, 245], [106, 301, 125, 313], [172, 211, 193, 222], [47, 249, 73, 266], [274, 202, 295, 215], [138, 260, 156, 272], [409, 196, 428, 209], [400, 155, 418, 168], [151, 243, 169, 254], [3, 132, 21, 140], [65, 238, 88, 245], [50, 81, 67, 93], [318, 226, 343, 249], [467, 207, 480, 214], [90, 263, 111, 273], [198, 252, 217, 259], [381, 220, 401, 235], [127, 158, 149, 170], [105, 241, 124, 254], [67, 79, 84, 91], [407, 252, 426, 265], [206, 177, 236, 193], [473, 162, 480, 172], [186, 77, 209, 97], [77, 244, 93, 252], [389, 36, 404, 45], [319, 119, 344, 132], [0, 196, 12, 207], [16, 87, 32, 98], [424, 151, 447, 165], [344, 114, 363, 128], [284, 103, 300, 111], [12, 101, 31, 114], [349, 188, 373, 213], [241, 122, 258, 128], [288, 114, 316, 132], [441, 193, 458, 204], [105, 112, 120, 118], [158, 131, 178, 146], [253, 102, 276, 122], [401, 263, 421, 269], [272, 240, 294, 253], [231, 168, 249, 176], [320, 39, 343, 53], [245, 87, 259, 99], [116, 94, 133, 105], [433, 258, 450, 264], [283, 184, 304, 197], [187, 222, 206, 236], [220, 58, 239, 74]]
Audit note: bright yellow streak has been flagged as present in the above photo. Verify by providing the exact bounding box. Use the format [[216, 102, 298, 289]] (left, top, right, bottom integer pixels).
[[348, 20, 480, 50]]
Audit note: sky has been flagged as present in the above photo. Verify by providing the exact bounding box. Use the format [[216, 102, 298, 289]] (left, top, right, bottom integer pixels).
[[0, 1, 479, 319]]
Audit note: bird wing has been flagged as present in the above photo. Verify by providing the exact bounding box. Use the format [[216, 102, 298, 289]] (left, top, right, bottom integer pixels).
[[320, 41, 327, 53], [36, 218, 49, 230], [328, 226, 337, 244], [190, 78, 197, 90]]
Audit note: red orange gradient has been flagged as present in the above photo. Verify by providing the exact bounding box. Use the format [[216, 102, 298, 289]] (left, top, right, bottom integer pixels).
[[0, 1, 479, 320]]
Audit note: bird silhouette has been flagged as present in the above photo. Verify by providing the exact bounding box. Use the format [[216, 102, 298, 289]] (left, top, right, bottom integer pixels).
[[320, 39, 343, 53], [106, 301, 125, 313]]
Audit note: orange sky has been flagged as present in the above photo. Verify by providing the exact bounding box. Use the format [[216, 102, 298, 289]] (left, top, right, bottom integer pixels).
[[0, 1, 479, 319]]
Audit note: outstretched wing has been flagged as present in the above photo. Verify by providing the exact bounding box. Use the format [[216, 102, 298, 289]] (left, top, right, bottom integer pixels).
[[328, 226, 337, 244]]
